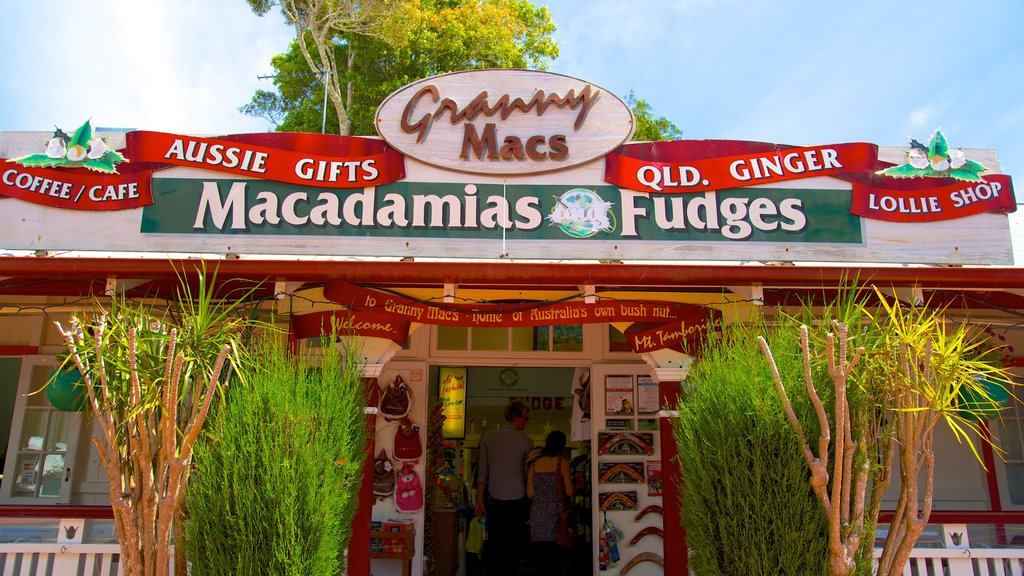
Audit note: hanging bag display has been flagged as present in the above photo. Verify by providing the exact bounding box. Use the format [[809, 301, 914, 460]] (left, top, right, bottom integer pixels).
[[379, 375, 412, 422], [393, 417, 422, 461], [395, 462, 424, 512], [372, 449, 395, 500]]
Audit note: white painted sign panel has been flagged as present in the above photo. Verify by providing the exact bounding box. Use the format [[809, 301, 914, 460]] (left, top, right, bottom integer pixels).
[[375, 69, 634, 175]]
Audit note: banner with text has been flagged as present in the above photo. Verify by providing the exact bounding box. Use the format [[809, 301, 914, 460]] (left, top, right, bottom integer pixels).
[[1, 132, 405, 211], [604, 140, 1016, 222], [321, 283, 721, 353]]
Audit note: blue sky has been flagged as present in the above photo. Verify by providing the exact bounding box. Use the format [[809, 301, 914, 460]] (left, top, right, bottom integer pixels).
[[3, 0, 1023, 254]]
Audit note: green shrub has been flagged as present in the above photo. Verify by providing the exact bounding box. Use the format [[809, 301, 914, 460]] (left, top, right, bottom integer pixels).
[[184, 337, 369, 576], [673, 320, 829, 576]]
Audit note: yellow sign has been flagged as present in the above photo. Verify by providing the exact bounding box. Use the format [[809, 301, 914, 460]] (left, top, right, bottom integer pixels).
[[440, 367, 467, 439]]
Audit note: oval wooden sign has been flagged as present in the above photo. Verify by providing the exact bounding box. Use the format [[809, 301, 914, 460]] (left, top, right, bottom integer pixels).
[[376, 69, 634, 175]]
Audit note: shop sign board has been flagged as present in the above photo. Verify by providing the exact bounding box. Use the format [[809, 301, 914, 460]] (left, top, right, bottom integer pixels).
[[375, 69, 634, 175], [142, 179, 861, 245], [0, 72, 1016, 265]]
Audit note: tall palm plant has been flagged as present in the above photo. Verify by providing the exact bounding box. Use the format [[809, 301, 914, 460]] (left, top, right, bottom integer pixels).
[[54, 264, 264, 576]]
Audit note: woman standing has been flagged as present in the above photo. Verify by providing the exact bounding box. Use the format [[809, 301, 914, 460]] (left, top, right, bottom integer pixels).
[[526, 430, 574, 569]]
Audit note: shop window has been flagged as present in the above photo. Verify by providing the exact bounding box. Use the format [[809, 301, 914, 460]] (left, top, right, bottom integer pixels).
[[437, 326, 468, 350], [608, 325, 630, 352], [998, 392, 1024, 506], [511, 327, 536, 351], [551, 325, 583, 351], [471, 327, 507, 351], [435, 325, 583, 352], [1, 359, 82, 504]]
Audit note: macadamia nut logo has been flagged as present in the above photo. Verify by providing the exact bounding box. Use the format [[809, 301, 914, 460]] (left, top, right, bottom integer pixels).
[[547, 188, 615, 238], [9, 120, 126, 173]]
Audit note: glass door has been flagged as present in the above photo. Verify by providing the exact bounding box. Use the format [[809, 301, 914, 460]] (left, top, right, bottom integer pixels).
[[1, 358, 81, 503]]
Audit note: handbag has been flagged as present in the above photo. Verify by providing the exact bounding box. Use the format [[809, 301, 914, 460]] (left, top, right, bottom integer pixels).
[[466, 517, 486, 555], [395, 462, 424, 512], [393, 417, 422, 461], [556, 506, 576, 549], [379, 375, 412, 421], [372, 449, 395, 500], [555, 458, 576, 549]]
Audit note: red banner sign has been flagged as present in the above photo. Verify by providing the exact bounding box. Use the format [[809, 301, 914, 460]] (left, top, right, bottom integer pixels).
[[124, 131, 405, 189], [291, 310, 410, 345], [604, 140, 1017, 222], [849, 174, 1015, 222], [0, 163, 155, 210], [1, 132, 406, 211], [605, 140, 878, 193], [322, 283, 720, 352]]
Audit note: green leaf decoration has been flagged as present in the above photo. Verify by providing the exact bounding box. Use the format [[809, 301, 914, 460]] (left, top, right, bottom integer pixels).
[[961, 159, 986, 173], [82, 157, 118, 174], [9, 154, 68, 168], [928, 130, 949, 159], [104, 149, 127, 164], [69, 120, 93, 148], [947, 168, 985, 182], [52, 127, 71, 143], [877, 164, 931, 178]]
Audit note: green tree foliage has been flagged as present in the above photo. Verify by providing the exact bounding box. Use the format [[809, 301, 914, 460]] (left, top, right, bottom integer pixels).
[[244, 0, 558, 135], [626, 90, 682, 142], [185, 336, 369, 576], [673, 319, 829, 576], [247, 0, 409, 135]]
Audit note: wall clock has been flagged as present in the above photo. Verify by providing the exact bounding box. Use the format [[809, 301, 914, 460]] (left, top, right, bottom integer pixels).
[[499, 367, 519, 387]]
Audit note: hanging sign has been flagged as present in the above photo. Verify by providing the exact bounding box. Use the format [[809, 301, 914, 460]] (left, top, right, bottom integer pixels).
[[322, 283, 721, 353], [290, 310, 410, 345], [375, 69, 634, 175], [439, 367, 468, 439]]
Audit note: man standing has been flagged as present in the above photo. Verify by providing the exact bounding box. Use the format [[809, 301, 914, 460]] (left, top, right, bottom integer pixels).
[[476, 400, 533, 576]]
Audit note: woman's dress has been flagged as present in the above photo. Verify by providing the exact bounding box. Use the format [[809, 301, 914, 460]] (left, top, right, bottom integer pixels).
[[530, 465, 562, 543]]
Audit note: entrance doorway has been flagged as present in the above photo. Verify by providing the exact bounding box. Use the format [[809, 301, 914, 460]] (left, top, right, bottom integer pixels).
[[426, 365, 593, 576]]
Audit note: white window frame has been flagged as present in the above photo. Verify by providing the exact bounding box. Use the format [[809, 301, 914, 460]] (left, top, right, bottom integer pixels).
[[0, 355, 83, 504], [992, 379, 1024, 511]]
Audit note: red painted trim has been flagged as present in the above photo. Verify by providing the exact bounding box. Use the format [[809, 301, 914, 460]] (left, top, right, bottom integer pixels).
[[0, 505, 113, 518], [0, 346, 38, 355], [981, 422, 1003, 513], [346, 377, 378, 576], [3, 257, 1024, 290], [658, 380, 686, 574]]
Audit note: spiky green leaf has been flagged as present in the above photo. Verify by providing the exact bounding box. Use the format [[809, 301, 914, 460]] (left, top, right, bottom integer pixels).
[[10, 154, 67, 168], [104, 149, 127, 164], [946, 168, 985, 182], [928, 130, 949, 159], [53, 127, 71, 142], [877, 164, 930, 178], [961, 159, 986, 173], [82, 157, 118, 174], [69, 120, 93, 148]]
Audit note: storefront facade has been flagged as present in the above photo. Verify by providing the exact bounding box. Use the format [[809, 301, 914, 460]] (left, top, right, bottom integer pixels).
[[0, 69, 1021, 575]]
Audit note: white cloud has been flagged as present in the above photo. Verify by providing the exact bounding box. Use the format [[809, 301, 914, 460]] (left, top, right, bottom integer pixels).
[[908, 103, 939, 131], [1, 0, 294, 134]]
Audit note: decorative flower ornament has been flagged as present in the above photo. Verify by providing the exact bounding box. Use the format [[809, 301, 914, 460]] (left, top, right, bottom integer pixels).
[[876, 130, 986, 182], [9, 120, 126, 174]]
